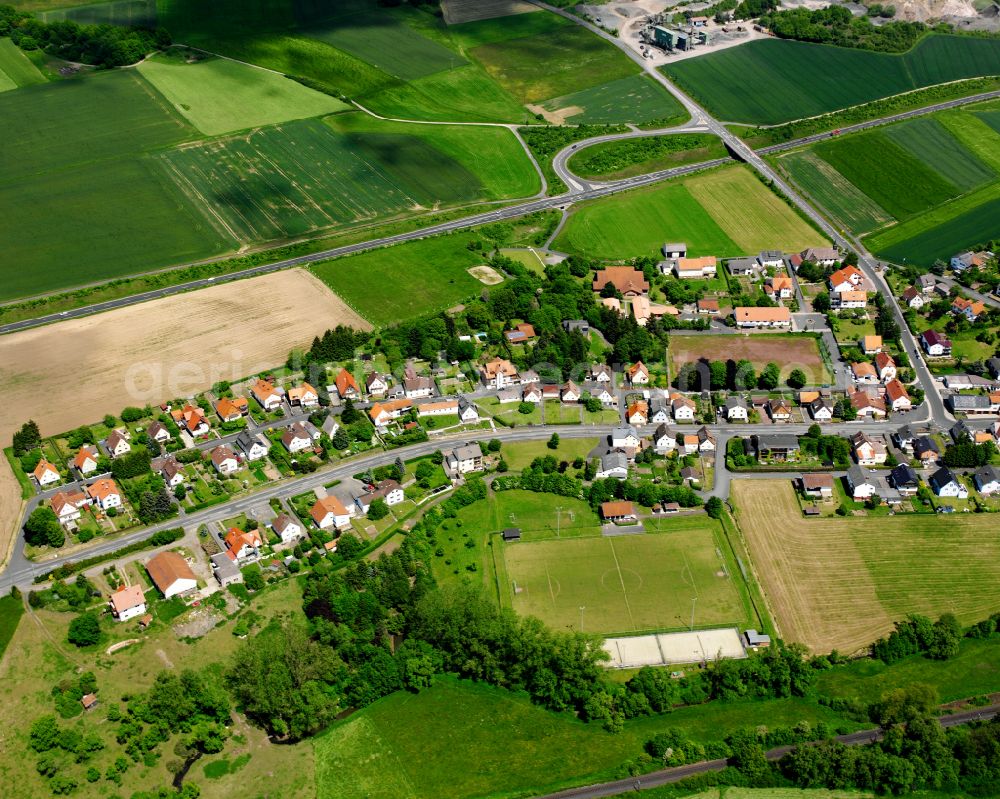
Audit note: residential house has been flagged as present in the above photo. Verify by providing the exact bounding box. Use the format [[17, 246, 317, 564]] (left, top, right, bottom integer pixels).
[[649, 399, 670, 424], [758, 250, 785, 269], [223, 527, 262, 564], [73, 445, 99, 476], [593, 266, 649, 296], [929, 467, 968, 498], [334, 370, 360, 401], [457, 396, 480, 423], [893, 424, 919, 452], [801, 473, 834, 498], [109, 585, 146, 622], [287, 382, 319, 408], [251, 379, 283, 411], [600, 501, 637, 523], [626, 361, 650, 386], [672, 256, 717, 279], [366, 372, 390, 397], [875, 352, 897, 383], [725, 396, 749, 421], [901, 286, 926, 309], [320, 415, 340, 439], [627, 401, 648, 426], [652, 423, 675, 453], [51, 491, 88, 527], [32, 459, 60, 487], [505, 323, 537, 345], [610, 425, 641, 450], [282, 422, 315, 454], [158, 458, 185, 488], [561, 381, 581, 404], [889, 464, 920, 496], [272, 513, 304, 544], [106, 429, 131, 458], [671, 393, 697, 421], [733, 306, 791, 328], [146, 551, 198, 598], [920, 330, 952, 357], [832, 290, 868, 310], [850, 390, 886, 418], [210, 444, 240, 475], [563, 319, 590, 335], [846, 465, 880, 500], [210, 553, 243, 587], [697, 298, 720, 315], [171, 405, 209, 436], [236, 431, 268, 462], [663, 242, 687, 259], [764, 275, 793, 300], [951, 250, 991, 272], [446, 443, 484, 476], [582, 382, 615, 405], [828, 265, 865, 293], [215, 397, 248, 423], [912, 436, 940, 464], [750, 433, 800, 461], [596, 450, 629, 480], [589, 364, 613, 383], [918, 274, 937, 293], [369, 399, 413, 427], [943, 374, 1000, 391], [884, 379, 911, 412], [801, 247, 839, 267], [417, 398, 459, 418], [680, 466, 701, 485], [769, 398, 792, 421], [521, 383, 543, 404], [481, 358, 519, 389], [311, 495, 354, 530], [851, 362, 878, 385], [726, 257, 760, 279], [861, 335, 883, 355], [86, 478, 122, 511], [973, 466, 1000, 496], [808, 397, 834, 422], [852, 432, 887, 465], [355, 480, 405, 514], [953, 297, 988, 322], [146, 421, 171, 444], [697, 426, 716, 453]]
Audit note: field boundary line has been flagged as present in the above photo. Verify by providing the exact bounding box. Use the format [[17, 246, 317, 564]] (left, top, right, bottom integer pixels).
[[607, 538, 636, 632]]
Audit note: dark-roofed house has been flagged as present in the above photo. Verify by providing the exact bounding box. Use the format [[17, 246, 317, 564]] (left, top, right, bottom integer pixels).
[[973, 466, 1000, 496], [725, 396, 749, 421], [846, 465, 880, 500], [889, 464, 920, 495], [750, 433, 800, 461], [446, 443, 483, 476], [912, 436, 940, 464], [501, 528, 521, 542], [920, 330, 952, 357], [726, 257, 760, 278], [929, 467, 967, 498], [596, 450, 628, 480], [948, 394, 991, 414], [893, 425, 919, 452], [663, 242, 687, 259], [236, 431, 268, 461]]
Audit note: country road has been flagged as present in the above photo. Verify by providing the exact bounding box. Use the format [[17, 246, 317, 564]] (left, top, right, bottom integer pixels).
[[534, 703, 1000, 799]]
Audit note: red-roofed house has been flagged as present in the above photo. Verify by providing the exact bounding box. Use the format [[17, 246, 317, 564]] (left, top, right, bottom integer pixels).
[[109, 585, 146, 621]]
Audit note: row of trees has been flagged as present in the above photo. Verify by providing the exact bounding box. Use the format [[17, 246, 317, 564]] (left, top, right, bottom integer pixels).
[[675, 358, 808, 392], [871, 613, 963, 663]]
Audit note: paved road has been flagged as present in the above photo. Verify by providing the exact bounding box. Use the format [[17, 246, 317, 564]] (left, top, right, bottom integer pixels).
[[534, 703, 1000, 799]]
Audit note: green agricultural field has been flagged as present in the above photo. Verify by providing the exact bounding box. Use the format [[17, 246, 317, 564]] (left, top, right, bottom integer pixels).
[[158, 0, 296, 40], [504, 521, 748, 635], [0, 38, 45, 90], [306, 8, 466, 80], [978, 109, 1000, 135], [0, 594, 24, 661], [39, 0, 156, 25], [940, 110, 1000, 173], [813, 130, 959, 220], [568, 133, 727, 180], [883, 116, 995, 192], [360, 62, 531, 123], [555, 165, 823, 259], [540, 74, 687, 126], [664, 35, 1000, 125], [448, 8, 571, 48], [326, 113, 540, 199], [310, 232, 489, 325], [471, 24, 638, 105], [776, 150, 893, 234], [138, 51, 348, 136], [158, 118, 493, 244]]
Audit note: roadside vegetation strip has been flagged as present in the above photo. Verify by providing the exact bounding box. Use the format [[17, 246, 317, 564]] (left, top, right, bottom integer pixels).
[[665, 35, 1000, 126], [326, 112, 541, 200], [309, 231, 490, 327], [137, 50, 348, 136], [567, 133, 727, 181], [539, 74, 687, 126], [34, 527, 184, 583], [774, 150, 893, 235], [0, 38, 45, 88], [732, 480, 1000, 655]]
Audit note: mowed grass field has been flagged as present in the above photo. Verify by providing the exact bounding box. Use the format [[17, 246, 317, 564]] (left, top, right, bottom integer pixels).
[[733, 480, 1000, 654], [669, 334, 832, 386], [138, 51, 348, 135], [310, 232, 491, 325], [504, 520, 746, 636], [555, 165, 826, 259], [0, 38, 45, 91], [665, 34, 1000, 125]]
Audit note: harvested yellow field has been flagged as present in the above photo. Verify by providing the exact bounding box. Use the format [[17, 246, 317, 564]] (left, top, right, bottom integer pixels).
[[0, 268, 369, 444], [732, 480, 1000, 655]]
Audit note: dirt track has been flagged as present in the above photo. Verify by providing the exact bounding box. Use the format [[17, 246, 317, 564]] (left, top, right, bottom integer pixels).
[[0, 267, 368, 457]]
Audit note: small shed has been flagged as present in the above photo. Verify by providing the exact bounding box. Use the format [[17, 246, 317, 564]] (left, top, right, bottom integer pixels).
[[81, 693, 98, 711], [744, 629, 771, 648], [501, 528, 521, 542]]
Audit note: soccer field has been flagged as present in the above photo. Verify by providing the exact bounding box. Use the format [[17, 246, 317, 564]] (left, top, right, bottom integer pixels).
[[503, 520, 747, 636]]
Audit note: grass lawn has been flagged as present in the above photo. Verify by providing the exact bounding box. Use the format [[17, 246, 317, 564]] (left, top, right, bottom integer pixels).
[[499, 247, 547, 274], [504, 516, 747, 635], [664, 34, 1000, 125], [479, 396, 543, 427], [555, 166, 824, 260], [830, 316, 876, 348], [0, 38, 46, 90], [568, 132, 727, 181], [733, 480, 1000, 654], [470, 24, 637, 105], [540, 73, 687, 126], [326, 112, 540, 200], [500, 438, 599, 471], [311, 232, 488, 325], [138, 51, 348, 136]]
